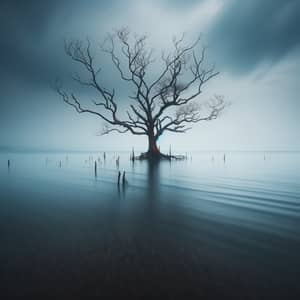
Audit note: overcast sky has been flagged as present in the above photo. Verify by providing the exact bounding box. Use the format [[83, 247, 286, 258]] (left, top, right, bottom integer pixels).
[[1, 0, 299, 152]]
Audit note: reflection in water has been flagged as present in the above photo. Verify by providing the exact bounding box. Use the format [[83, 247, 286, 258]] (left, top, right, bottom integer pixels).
[[145, 160, 161, 218]]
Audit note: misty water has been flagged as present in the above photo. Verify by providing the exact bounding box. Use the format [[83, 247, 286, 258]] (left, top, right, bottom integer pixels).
[[1, 151, 300, 298]]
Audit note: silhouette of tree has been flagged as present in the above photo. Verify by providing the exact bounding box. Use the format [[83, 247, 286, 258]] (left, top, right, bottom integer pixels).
[[57, 28, 225, 160]]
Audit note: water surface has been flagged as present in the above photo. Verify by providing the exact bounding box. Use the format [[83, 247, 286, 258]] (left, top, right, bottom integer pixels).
[[1, 151, 300, 298]]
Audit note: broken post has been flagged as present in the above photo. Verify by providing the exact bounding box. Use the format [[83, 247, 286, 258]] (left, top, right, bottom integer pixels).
[[122, 171, 126, 185], [117, 171, 121, 185], [132, 147, 135, 162], [94, 161, 97, 177]]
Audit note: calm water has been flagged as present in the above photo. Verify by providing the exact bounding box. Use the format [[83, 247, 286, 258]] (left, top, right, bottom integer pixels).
[[1, 151, 300, 298]]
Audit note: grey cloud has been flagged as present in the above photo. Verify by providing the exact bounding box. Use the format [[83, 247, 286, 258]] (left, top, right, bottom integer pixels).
[[2, 0, 300, 89], [0, 0, 121, 87], [163, 0, 201, 8], [208, 0, 300, 74], [0, 0, 67, 86]]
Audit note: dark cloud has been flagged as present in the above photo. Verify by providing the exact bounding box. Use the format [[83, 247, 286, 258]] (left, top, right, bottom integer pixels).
[[208, 0, 300, 74], [0, 0, 59, 30], [0, 0, 299, 91], [0, 0, 120, 87], [0, 0, 66, 86], [2, 0, 299, 88]]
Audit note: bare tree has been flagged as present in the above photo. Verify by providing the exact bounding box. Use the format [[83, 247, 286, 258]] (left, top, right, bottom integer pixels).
[[57, 28, 225, 160]]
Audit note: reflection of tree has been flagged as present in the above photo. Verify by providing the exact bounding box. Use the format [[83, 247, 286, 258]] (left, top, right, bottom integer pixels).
[[145, 160, 161, 220]]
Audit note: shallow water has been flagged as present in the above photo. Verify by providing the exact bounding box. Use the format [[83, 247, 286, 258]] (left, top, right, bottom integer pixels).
[[1, 151, 300, 298]]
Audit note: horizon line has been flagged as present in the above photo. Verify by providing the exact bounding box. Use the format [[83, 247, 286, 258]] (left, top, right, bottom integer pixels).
[[1, 146, 300, 154]]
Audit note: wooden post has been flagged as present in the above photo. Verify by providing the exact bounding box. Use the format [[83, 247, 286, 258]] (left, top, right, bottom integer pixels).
[[94, 161, 97, 177], [132, 147, 135, 162], [117, 171, 121, 185], [8, 159, 10, 169], [122, 171, 126, 185]]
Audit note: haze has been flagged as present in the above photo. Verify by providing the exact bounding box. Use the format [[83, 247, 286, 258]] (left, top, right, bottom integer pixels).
[[1, 0, 299, 152]]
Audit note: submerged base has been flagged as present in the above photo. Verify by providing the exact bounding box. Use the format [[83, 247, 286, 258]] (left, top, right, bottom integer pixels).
[[134, 151, 187, 161]]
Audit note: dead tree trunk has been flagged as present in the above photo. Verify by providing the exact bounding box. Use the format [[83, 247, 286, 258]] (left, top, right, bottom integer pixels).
[[147, 129, 160, 158], [58, 29, 225, 161]]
